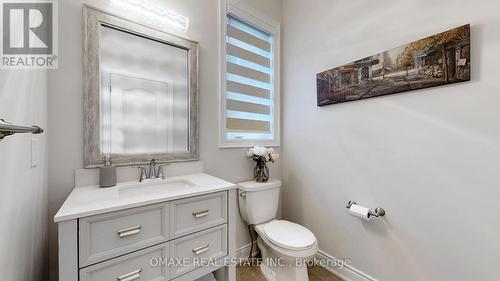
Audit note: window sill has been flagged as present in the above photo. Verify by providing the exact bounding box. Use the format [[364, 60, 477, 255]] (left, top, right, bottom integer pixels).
[[219, 140, 280, 148]]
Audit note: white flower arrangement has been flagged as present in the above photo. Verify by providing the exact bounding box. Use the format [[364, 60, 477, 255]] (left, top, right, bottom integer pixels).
[[246, 145, 279, 163]]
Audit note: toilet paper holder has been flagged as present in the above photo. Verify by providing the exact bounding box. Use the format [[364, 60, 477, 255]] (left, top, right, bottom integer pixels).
[[346, 200, 386, 218]]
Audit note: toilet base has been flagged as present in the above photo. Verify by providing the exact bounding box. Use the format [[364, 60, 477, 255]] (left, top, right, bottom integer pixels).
[[257, 237, 312, 281], [260, 263, 276, 281], [259, 263, 310, 281]]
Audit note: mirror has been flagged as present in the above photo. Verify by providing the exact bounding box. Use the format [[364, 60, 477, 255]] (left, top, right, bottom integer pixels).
[[100, 26, 189, 155], [83, 6, 198, 167]]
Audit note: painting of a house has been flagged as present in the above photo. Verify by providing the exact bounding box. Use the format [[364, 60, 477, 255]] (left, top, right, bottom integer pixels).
[[317, 24, 470, 106]]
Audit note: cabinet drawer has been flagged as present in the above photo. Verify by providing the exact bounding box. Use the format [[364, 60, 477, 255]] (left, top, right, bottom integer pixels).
[[80, 243, 168, 281], [79, 203, 169, 267], [169, 225, 227, 278], [170, 192, 227, 238]]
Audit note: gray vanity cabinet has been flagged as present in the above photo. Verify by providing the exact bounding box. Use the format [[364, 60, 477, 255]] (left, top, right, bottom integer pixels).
[[58, 190, 236, 281]]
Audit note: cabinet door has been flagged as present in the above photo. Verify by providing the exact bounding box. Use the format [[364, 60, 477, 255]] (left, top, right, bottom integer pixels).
[[170, 192, 227, 238], [80, 243, 168, 281], [169, 224, 228, 278], [79, 203, 169, 267]]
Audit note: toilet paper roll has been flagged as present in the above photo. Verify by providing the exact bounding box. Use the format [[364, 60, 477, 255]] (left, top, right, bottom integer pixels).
[[349, 204, 371, 221]]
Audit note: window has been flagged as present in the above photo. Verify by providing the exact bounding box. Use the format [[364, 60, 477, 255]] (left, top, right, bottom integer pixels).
[[219, 3, 280, 147]]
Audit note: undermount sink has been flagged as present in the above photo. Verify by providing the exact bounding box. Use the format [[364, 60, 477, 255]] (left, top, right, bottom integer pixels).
[[118, 179, 196, 196]]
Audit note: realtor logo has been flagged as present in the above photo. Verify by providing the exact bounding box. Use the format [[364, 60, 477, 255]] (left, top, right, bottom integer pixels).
[[1, 0, 58, 69]]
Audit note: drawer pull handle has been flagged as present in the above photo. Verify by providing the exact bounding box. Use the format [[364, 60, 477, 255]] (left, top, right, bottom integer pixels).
[[192, 244, 210, 255], [192, 210, 209, 218], [117, 225, 142, 238], [117, 268, 142, 281]]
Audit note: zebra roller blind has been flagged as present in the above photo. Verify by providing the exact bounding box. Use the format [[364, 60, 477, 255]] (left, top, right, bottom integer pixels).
[[224, 15, 274, 141]]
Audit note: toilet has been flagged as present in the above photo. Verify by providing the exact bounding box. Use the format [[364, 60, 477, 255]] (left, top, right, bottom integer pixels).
[[238, 179, 318, 281]]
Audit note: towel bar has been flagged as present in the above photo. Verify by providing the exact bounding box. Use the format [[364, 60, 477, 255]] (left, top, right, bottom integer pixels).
[[0, 119, 44, 140]]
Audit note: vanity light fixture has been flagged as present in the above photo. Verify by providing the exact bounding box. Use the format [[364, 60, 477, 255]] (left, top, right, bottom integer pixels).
[[110, 0, 189, 32]]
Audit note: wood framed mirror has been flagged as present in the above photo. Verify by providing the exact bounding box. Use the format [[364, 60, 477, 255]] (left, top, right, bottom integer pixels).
[[83, 6, 198, 167]]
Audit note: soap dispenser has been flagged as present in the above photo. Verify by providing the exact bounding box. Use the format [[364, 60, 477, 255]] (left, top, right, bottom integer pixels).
[[99, 155, 116, 188]]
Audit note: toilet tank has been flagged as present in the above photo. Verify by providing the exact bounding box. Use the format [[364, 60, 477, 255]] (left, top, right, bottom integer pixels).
[[238, 179, 281, 225]]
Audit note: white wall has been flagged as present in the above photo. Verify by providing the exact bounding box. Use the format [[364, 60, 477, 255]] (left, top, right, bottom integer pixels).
[[47, 0, 281, 279], [282, 0, 500, 280], [0, 69, 48, 280]]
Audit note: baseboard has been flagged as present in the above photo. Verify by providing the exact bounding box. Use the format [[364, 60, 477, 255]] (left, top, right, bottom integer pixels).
[[236, 241, 258, 259], [236, 244, 377, 281], [315, 250, 378, 281]]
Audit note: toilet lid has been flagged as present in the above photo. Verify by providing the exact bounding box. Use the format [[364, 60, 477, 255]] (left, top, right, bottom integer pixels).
[[263, 220, 316, 251]]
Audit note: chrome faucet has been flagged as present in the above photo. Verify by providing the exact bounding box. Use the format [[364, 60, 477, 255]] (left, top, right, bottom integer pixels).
[[138, 159, 166, 182], [148, 159, 157, 179]]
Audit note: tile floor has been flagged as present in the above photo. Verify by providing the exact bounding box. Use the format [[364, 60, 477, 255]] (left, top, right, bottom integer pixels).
[[236, 264, 343, 281]]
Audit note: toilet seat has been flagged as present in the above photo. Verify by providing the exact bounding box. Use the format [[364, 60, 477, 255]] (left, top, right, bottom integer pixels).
[[261, 220, 316, 251]]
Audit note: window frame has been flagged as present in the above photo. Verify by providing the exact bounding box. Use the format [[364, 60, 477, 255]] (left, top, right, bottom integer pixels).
[[218, 1, 280, 148]]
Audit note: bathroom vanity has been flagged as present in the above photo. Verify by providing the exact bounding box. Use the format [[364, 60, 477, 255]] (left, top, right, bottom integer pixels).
[[55, 169, 237, 281], [56, 6, 238, 280]]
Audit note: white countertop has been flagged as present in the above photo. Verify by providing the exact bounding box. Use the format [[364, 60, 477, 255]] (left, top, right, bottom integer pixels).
[[54, 173, 236, 222]]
